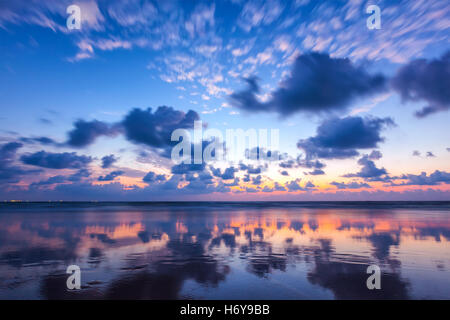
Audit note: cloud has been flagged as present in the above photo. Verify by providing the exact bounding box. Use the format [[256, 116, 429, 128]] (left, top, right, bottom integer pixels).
[[171, 163, 205, 174], [412, 150, 421, 157], [4, 181, 450, 201], [30, 175, 68, 187], [239, 163, 263, 175], [297, 158, 325, 169], [343, 152, 387, 179], [0, 142, 40, 183], [29, 169, 90, 188], [230, 52, 386, 116], [181, 171, 232, 194], [306, 169, 325, 176], [262, 182, 286, 192], [67, 120, 121, 148], [285, 179, 305, 192], [251, 175, 262, 185], [284, 179, 316, 192], [63, 106, 200, 153], [107, 0, 157, 27], [279, 159, 295, 169], [245, 147, 280, 161], [395, 170, 450, 186], [68, 169, 91, 182], [0, 142, 23, 167], [211, 167, 237, 180], [237, 0, 284, 32], [368, 150, 382, 160], [184, 3, 215, 38], [330, 181, 371, 189], [305, 181, 315, 188], [98, 170, 124, 182], [273, 182, 286, 191], [143, 171, 167, 183], [392, 51, 450, 118], [297, 116, 395, 160], [101, 154, 118, 168], [169, 138, 221, 175], [122, 106, 199, 149], [21, 151, 92, 169], [426, 152, 435, 158], [19, 136, 58, 146], [0, 0, 104, 32]]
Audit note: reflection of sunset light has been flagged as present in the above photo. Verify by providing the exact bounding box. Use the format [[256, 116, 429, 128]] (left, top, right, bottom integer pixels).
[[176, 221, 188, 233], [85, 223, 144, 239]]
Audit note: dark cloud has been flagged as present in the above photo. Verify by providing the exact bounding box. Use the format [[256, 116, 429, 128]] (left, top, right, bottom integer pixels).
[[273, 182, 286, 191], [297, 158, 325, 169], [305, 181, 315, 188], [306, 169, 325, 175], [297, 116, 394, 160], [245, 147, 280, 161], [230, 52, 386, 116], [280, 170, 289, 176], [412, 150, 421, 157], [239, 163, 263, 174], [280, 154, 326, 174], [143, 171, 167, 183], [29, 169, 91, 188], [286, 179, 305, 192], [30, 175, 68, 187], [343, 152, 387, 179], [170, 139, 218, 174], [185, 171, 213, 183], [101, 154, 118, 168], [122, 106, 199, 149], [0, 142, 41, 183], [3, 179, 450, 201], [285, 179, 316, 192], [251, 175, 262, 185], [21, 151, 92, 169], [279, 159, 295, 169], [426, 152, 435, 158], [67, 120, 121, 147], [19, 136, 58, 146], [180, 171, 230, 194], [62, 106, 199, 153], [171, 163, 205, 174], [330, 181, 371, 189], [211, 166, 237, 180], [394, 170, 450, 186], [368, 150, 382, 160], [392, 50, 450, 118], [98, 170, 125, 182], [68, 169, 91, 182], [0, 142, 22, 167], [223, 177, 240, 187]]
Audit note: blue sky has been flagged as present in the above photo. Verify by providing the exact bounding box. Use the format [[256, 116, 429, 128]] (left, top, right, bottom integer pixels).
[[0, 0, 449, 201]]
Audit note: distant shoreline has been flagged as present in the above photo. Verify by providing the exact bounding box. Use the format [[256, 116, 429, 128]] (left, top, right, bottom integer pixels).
[[1, 200, 450, 211]]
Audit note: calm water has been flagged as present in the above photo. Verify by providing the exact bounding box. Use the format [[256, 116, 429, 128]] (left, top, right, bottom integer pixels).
[[0, 202, 449, 300]]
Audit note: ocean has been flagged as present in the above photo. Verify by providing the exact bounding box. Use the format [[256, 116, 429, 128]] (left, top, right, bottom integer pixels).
[[0, 202, 449, 299]]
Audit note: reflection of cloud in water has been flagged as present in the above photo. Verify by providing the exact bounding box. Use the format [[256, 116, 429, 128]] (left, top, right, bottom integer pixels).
[[0, 205, 448, 299], [307, 238, 410, 299]]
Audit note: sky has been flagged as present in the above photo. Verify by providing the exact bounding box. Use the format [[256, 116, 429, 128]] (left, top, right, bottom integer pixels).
[[0, 0, 449, 201]]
